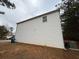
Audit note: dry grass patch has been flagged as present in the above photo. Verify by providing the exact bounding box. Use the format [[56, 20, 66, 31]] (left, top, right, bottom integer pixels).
[[0, 43, 79, 59]]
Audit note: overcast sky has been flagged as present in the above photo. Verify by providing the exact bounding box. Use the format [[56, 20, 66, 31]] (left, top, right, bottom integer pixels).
[[0, 0, 61, 32]]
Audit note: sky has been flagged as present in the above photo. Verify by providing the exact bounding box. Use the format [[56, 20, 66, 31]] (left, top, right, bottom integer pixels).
[[0, 0, 61, 32]]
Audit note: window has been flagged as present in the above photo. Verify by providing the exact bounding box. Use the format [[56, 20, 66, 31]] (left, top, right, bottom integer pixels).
[[42, 16, 47, 22]]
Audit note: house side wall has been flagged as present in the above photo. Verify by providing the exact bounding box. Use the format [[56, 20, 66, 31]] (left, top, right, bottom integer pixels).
[[15, 12, 64, 49]]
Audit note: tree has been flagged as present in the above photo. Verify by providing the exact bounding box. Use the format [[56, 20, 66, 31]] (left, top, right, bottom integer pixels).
[[0, 25, 9, 40], [61, 0, 79, 41], [0, 0, 15, 14], [9, 27, 13, 36]]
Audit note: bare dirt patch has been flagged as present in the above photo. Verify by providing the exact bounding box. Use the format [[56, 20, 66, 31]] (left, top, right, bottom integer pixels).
[[0, 43, 79, 59]]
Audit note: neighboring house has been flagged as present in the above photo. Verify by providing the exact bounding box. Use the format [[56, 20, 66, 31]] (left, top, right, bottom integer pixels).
[[15, 9, 65, 49]]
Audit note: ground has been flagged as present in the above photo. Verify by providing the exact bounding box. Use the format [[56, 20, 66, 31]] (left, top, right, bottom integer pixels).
[[0, 43, 79, 59]]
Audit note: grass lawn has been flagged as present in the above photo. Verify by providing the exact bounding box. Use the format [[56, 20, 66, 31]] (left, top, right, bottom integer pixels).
[[0, 43, 79, 59]]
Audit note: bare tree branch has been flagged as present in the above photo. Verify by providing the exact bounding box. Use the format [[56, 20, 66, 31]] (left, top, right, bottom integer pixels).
[[0, 0, 15, 14]]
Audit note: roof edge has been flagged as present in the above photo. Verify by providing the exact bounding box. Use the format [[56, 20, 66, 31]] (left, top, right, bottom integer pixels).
[[17, 8, 60, 24]]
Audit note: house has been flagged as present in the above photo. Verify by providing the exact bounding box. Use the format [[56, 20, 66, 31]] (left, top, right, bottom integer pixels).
[[15, 9, 65, 49]]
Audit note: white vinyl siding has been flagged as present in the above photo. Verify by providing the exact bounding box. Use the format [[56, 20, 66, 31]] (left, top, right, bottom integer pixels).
[[15, 11, 64, 49]]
